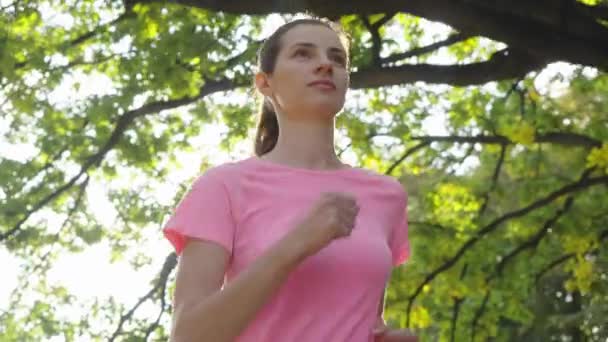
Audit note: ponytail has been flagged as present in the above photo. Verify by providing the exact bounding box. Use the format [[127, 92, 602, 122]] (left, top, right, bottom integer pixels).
[[253, 98, 279, 156]]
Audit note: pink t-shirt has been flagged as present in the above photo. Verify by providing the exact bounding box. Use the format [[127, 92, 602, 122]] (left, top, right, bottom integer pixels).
[[163, 156, 410, 342]]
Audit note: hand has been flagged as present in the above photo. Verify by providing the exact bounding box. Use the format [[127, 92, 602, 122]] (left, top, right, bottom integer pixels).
[[372, 317, 418, 342], [292, 192, 359, 257]]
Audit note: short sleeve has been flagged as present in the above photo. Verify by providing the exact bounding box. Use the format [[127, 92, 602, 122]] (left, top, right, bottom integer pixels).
[[163, 167, 236, 256], [389, 189, 410, 266]]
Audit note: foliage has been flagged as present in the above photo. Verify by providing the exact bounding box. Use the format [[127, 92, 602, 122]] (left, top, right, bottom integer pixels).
[[1, 0, 607, 341]]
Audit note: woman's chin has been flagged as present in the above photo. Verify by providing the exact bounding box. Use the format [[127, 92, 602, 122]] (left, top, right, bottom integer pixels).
[[285, 101, 344, 121], [309, 100, 344, 117], [313, 106, 342, 119]]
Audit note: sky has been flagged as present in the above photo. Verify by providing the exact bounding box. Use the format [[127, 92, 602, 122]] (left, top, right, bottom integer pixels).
[[0, 5, 587, 337]]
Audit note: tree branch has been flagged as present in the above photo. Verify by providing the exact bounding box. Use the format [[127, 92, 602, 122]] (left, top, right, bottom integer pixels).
[[379, 130, 598, 178], [0, 78, 242, 242], [32, 119, 90, 177], [143, 272, 171, 340], [351, 48, 545, 88], [31, 175, 91, 274], [479, 143, 507, 216], [384, 141, 431, 175], [359, 16, 382, 67], [405, 171, 608, 326], [381, 33, 471, 65], [409, 221, 455, 237], [445, 143, 476, 176], [73, 13, 132, 47], [109, 252, 178, 342], [15, 12, 133, 70], [470, 290, 491, 341], [495, 194, 577, 277], [535, 226, 608, 285], [3, 176, 91, 310], [407, 132, 601, 149], [151, 0, 608, 69], [450, 264, 468, 342], [470, 177, 586, 338], [575, 1, 608, 21], [534, 253, 574, 286], [0, 0, 18, 12], [359, 13, 397, 66]]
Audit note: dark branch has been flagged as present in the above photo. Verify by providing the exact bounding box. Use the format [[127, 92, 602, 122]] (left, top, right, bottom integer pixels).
[[479, 143, 507, 216], [34, 119, 90, 176], [0, 78, 241, 242], [535, 253, 574, 285], [359, 16, 383, 66], [5, 176, 91, 309], [375, 13, 397, 28], [470, 290, 491, 341], [600, 229, 608, 241], [384, 141, 431, 175], [446, 143, 476, 176], [450, 297, 463, 342], [15, 12, 133, 70], [30, 175, 91, 274], [152, 0, 608, 69], [0, 0, 18, 12], [399, 0, 608, 70], [405, 171, 608, 326], [358, 13, 397, 66], [381, 33, 471, 65], [109, 253, 178, 342], [575, 1, 608, 21], [496, 195, 576, 277], [407, 132, 601, 149], [450, 264, 468, 342], [69, 12, 132, 47], [53, 53, 125, 72], [535, 226, 608, 285], [351, 48, 545, 88], [470, 177, 585, 338], [143, 267, 171, 340], [409, 221, 455, 236], [378, 130, 597, 179]]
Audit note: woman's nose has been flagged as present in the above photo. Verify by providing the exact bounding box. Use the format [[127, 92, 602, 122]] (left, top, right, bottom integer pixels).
[[316, 57, 333, 74]]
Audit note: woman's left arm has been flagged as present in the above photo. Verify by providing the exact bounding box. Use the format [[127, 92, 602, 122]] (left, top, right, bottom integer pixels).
[[377, 288, 386, 318], [372, 318, 418, 342], [373, 287, 419, 342]]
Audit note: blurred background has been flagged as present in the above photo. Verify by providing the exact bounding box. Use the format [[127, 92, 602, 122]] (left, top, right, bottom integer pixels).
[[1, 0, 607, 341]]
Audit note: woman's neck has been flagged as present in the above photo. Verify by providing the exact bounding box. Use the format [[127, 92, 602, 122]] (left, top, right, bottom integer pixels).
[[261, 120, 344, 170]]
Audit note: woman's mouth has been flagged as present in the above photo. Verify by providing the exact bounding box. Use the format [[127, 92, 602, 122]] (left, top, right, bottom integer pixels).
[[308, 80, 336, 90]]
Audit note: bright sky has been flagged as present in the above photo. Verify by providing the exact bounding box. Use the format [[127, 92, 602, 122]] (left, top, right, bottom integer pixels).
[[0, 6, 586, 337]]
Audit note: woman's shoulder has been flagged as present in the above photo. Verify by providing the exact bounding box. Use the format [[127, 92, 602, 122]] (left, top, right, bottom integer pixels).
[[353, 166, 406, 191], [189, 158, 251, 188]]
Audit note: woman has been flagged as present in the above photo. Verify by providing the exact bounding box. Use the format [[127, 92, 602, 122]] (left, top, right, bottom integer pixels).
[[163, 17, 417, 342]]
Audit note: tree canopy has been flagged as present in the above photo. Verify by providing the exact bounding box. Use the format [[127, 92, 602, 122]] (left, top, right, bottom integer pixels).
[[1, 0, 607, 341]]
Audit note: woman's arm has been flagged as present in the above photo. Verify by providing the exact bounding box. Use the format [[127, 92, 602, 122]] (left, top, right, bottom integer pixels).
[[170, 231, 309, 342], [374, 286, 419, 342], [378, 287, 387, 318]]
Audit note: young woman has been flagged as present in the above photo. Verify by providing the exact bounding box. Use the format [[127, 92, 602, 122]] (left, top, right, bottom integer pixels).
[[163, 18, 417, 342]]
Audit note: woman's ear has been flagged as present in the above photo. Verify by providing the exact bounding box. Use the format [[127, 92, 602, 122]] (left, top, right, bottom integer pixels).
[[255, 72, 272, 97]]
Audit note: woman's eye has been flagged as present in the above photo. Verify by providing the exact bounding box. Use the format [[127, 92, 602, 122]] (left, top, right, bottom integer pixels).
[[294, 49, 310, 57], [333, 56, 346, 66]]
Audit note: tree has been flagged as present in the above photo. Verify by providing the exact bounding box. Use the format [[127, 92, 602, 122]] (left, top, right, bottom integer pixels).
[[1, 0, 607, 340]]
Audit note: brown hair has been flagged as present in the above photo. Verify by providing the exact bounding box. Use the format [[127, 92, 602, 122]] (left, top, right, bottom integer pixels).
[[253, 18, 350, 156]]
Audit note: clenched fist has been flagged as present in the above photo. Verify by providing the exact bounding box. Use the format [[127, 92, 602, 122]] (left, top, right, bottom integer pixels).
[[291, 192, 360, 257]]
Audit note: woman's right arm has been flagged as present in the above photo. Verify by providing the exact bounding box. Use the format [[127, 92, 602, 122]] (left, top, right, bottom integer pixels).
[[170, 230, 309, 342], [170, 192, 359, 342]]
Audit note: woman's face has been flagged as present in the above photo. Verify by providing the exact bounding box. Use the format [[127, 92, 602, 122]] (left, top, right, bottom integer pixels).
[[257, 24, 349, 121]]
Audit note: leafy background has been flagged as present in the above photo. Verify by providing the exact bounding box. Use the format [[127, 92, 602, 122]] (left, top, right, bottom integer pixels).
[[1, 0, 607, 341]]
